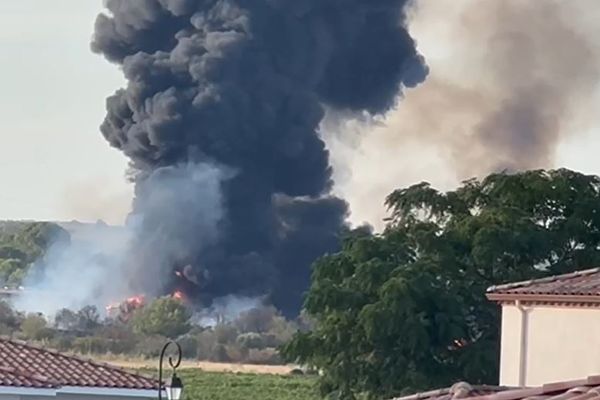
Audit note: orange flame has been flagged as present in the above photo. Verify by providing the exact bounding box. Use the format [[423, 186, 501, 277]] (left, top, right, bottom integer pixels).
[[172, 290, 184, 301], [105, 295, 145, 316], [126, 295, 145, 306]]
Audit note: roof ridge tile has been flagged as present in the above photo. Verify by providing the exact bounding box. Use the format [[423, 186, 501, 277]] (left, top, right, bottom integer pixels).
[[395, 376, 600, 400], [487, 268, 600, 295]]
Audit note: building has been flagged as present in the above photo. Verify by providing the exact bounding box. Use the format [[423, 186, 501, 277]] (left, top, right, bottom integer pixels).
[[0, 337, 158, 400], [393, 377, 600, 400], [396, 268, 600, 400], [487, 268, 600, 387]]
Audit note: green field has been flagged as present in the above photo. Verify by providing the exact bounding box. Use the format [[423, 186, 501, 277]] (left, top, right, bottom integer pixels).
[[159, 369, 320, 400]]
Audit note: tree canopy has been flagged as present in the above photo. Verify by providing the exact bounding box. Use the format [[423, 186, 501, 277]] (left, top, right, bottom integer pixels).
[[131, 297, 192, 339], [282, 168, 600, 399], [0, 222, 70, 287]]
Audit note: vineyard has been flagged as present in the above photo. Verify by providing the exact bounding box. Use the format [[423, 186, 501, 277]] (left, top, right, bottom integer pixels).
[[152, 369, 319, 400]]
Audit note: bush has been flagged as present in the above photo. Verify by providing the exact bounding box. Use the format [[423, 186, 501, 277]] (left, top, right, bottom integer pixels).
[[236, 332, 265, 350], [235, 306, 277, 333], [209, 343, 230, 362], [178, 334, 198, 358], [246, 348, 282, 365], [225, 343, 244, 363], [197, 329, 218, 360], [133, 334, 168, 358], [20, 313, 52, 340], [50, 335, 74, 352], [214, 324, 238, 344], [131, 297, 191, 338], [72, 336, 111, 354], [0, 300, 20, 332]]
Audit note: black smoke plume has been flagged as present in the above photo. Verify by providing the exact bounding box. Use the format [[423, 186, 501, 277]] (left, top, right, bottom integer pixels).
[[92, 0, 427, 315]]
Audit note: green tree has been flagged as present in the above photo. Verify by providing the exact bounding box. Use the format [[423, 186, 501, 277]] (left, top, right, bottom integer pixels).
[[0, 259, 25, 285], [21, 313, 51, 340], [77, 305, 100, 331], [0, 221, 71, 287], [235, 306, 278, 333], [54, 308, 79, 331], [20, 222, 70, 254], [282, 169, 600, 399], [131, 297, 191, 338], [236, 332, 265, 350], [0, 300, 21, 335]]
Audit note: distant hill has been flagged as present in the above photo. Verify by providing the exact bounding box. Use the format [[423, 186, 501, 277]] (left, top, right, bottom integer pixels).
[[54, 220, 129, 248], [0, 219, 129, 247], [0, 220, 130, 288]]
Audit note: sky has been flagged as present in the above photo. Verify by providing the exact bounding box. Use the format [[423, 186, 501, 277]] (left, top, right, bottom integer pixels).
[[1, 1, 600, 228], [0, 1, 130, 224]]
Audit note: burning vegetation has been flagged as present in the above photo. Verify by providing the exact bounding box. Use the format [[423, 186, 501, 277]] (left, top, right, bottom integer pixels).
[[105, 290, 186, 323], [105, 295, 145, 322]]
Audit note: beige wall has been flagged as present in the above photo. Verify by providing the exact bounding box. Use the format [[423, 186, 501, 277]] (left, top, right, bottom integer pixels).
[[500, 303, 600, 387]]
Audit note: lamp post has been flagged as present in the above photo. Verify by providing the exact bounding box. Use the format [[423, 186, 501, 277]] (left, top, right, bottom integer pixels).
[[158, 341, 184, 400]]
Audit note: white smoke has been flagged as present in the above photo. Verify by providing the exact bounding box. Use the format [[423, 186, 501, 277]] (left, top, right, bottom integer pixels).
[[12, 222, 131, 316], [193, 295, 264, 327], [12, 162, 229, 316]]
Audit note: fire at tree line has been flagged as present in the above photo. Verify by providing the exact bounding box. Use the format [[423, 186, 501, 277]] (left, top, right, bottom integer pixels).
[[3, 168, 600, 398]]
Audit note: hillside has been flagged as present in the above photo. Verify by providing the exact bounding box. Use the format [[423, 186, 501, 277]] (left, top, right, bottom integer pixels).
[[0, 220, 128, 288]]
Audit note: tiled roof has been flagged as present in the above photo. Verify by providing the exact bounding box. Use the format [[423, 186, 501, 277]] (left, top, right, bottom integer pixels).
[[394, 376, 600, 400], [393, 383, 509, 400], [0, 337, 158, 389], [487, 268, 600, 298]]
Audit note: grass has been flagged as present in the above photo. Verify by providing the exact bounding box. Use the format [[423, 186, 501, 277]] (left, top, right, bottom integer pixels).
[[143, 369, 321, 400]]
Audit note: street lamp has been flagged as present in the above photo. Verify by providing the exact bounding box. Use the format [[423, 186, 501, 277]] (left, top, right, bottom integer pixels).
[[158, 341, 184, 400]]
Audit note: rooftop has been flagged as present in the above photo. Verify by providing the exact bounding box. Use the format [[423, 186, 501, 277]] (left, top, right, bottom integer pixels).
[[0, 337, 158, 390], [394, 375, 600, 400], [486, 268, 600, 304]]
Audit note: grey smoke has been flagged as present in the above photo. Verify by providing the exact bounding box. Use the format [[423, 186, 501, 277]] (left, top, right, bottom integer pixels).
[[329, 0, 600, 228], [193, 294, 264, 327], [14, 163, 226, 315], [13, 223, 132, 316]]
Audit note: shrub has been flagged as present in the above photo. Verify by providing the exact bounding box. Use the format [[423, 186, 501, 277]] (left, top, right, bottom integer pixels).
[[197, 329, 218, 360], [236, 332, 265, 350], [235, 306, 277, 333], [246, 348, 282, 365], [133, 334, 168, 358], [131, 297, 191, 339], [209, 344, 230, 362], [50, 335, 75, 352], [214, 323, 238, 344], [72, 336, 111, 354], [20, 313, 52, 340], [178, 334, 198, 358]]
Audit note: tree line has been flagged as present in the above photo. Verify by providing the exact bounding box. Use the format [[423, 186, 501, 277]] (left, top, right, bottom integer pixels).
[[0, 296, 309, 365]]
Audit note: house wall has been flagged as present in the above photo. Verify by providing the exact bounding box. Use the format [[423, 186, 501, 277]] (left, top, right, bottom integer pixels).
[[15, 395, 151, 400], [500, 303, 600, 387], [0, 389, 154, 400]]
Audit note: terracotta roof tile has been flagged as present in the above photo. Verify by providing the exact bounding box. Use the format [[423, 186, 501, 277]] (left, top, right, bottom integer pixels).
[[394, 377, 600, 400], [0, 337, 158, 390], [393, 383, 509, 400], [487, 268, 600, 297]]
